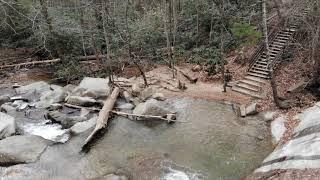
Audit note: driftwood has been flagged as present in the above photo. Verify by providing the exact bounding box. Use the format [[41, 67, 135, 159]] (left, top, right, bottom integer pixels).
[[175, 67, 198, 84], [111, 110, 179, 123], [64, 103, 100, 112], [78, 55, 106, 61], [0, 59, 61, 69], [82, 87, 120, 151]]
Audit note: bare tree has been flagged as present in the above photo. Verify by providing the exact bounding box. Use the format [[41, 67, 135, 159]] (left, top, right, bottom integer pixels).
[[262, 0, 280, 107]]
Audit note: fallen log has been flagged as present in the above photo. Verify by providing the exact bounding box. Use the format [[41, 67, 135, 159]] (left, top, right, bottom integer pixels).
[[110, 110, 180, 123], [78, 55, 106, 61], [0, 59, 61, 69], [82, 87, 120, 151], [175, 67, 198, 84], [64, 103, 100, 112]]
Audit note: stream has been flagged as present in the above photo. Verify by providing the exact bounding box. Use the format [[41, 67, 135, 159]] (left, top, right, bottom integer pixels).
[[0, 97, 272, 179]]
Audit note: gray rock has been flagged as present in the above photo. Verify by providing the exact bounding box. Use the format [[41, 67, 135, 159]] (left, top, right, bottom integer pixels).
[[133, 99, 172, 117], [287, 80, 308, 93], [140, 87, 157, 101], [271, 116, 286, 144], [0, 112, 16, 140], [66, 96, 98, 107], [47, 111, 88, 129], [0, 95, 10, 106], [70, 116, 97, 135], [152, 93, 166, 101], [0, 135, 50, 166], [246, 103, 258, 116], [35, 88, 67, 108], [117, 103, 135, 110], [72, 77, 111, 98], [48, 103, 63, 111], [122, 91, 132, 103], [131, 83, 143, 96], [294, 105, 320, 133], [50, 84, 63, 91], [240, 105, 246, 117], [63, 84, 77, 94], [0, 104, 16, 113], [16, 81, 50, 94], [102, 174, 128, 180], [263, 111, 277, 122]]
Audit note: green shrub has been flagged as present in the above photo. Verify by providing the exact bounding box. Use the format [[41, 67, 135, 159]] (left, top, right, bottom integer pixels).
[[231, 22, 262, 46]]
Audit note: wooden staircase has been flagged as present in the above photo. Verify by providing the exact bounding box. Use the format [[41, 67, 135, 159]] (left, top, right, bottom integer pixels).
[[231, 9, 309, 98]]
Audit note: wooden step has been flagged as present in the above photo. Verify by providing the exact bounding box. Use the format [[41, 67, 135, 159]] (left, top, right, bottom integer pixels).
[[285, 28, 296, 32], [269, 50, 280, 55], [273, 41, 285, 46], [269, 46, 282, 51], [278, 33, 291, 38], [250, 69, 269, 76], [253, 63, 268, 69], [281, 30, 292, 34], [262, 53, 277, 58], [252, 66, 269, 72], [274, 39, 288, 43], [235, 83, 260, 92], [232, 86, 264, 99], [256, 60, 268, 65], [276, 36, 289, 41], [270, 44, 284, 49], [239, 79, 262, 88], [244, 75, 268, 84], [248, 72, 269, 79]]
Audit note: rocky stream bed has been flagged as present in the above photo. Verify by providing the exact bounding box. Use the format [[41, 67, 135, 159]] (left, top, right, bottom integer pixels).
[[0, 77, 273, 179]]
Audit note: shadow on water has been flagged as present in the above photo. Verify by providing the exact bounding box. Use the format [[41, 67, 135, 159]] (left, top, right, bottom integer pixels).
[[0, 98, 273, 180]]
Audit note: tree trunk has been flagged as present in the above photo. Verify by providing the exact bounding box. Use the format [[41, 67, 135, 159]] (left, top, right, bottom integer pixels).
[[39, 0, 53, 33], [262, 0, 280, 107], [219, 0, 226, 92], [209, 1, 215, 44], [164, 0, 175, 78]]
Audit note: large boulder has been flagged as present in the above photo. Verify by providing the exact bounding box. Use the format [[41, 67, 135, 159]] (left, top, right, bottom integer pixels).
[[245, 103, 258, 116], [72, 77, 111, 98], [271, 116, 286, 144], [0, 95, 10, 106], [131, 83, 144, 97], [0, 135, 50, 166], [133, 99, 172, 117], [47, 111, 87, 129], [66, 96, 98, 107], [152, 93, 166, 101], [0, 104, 16, 114], [35, 87, 68, 108], [140, 87, 157, 101], [70, 116, 97, 135], [287, 80, 308, 93], [0, 112, 16, 140], [16, 81, 50, 94]]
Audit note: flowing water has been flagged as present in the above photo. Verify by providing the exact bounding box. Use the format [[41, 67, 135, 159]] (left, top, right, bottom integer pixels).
[[0, 98, 272, 179]]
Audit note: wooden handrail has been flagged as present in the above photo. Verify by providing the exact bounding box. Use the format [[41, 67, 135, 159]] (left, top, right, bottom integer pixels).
[[247, 28, 278, 71]]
